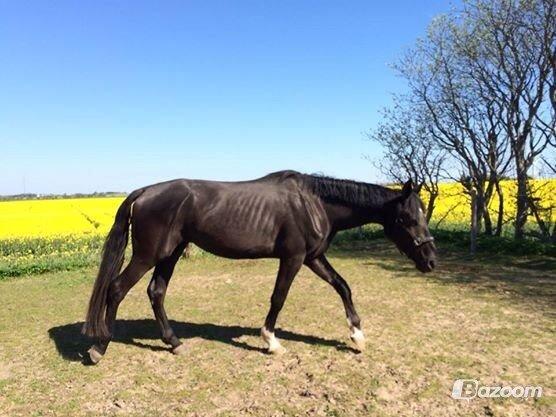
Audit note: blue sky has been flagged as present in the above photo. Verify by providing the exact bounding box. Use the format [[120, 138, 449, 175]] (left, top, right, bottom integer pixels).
[[0, 0, 454, 195]]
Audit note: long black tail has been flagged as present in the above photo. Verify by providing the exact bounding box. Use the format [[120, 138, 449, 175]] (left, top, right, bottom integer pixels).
[[82, 189, 145, 339]]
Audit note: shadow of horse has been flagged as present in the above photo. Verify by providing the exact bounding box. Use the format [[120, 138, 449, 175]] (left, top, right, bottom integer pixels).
[[48, 319, 357, 363]]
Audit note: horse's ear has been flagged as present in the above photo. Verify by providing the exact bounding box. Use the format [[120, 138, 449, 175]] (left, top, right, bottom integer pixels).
[[401, 179, 414, 199]]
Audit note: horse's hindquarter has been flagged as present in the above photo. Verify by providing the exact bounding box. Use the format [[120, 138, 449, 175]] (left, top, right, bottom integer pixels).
[[186, 179, 329, 259]]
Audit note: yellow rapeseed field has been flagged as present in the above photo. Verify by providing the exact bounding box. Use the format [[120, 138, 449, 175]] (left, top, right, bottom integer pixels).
[[0, 198, 124, 276], [0, 197, 123, 239], [0, 180, 554, 239], [0, 181, 553, 278], [428, 179, 556, 227]]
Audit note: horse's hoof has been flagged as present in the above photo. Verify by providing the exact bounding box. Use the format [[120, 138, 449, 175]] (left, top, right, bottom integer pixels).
[[350, 336, 366, 351], [350, 332, 366, 352], [268, 344, 287, 355], [261, 326, 286, 355], [87, 346, 104, 364], [350, 336, 365, 351], [172, 344, 187, 355]]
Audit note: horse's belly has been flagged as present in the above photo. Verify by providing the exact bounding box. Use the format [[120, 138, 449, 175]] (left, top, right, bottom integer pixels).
[[191, 231, 277, 259]]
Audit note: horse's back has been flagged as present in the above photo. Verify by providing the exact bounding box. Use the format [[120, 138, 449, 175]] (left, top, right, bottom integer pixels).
[[128, 172, 329, 260], [183, 176, 305, 258]]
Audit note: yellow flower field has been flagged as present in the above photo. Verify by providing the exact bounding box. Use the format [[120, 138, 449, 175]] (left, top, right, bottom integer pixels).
[[0, 180, 553, 278], [427, 179, 556, 228], [0, 197, 123, 239], [0, 179, 553, 240]]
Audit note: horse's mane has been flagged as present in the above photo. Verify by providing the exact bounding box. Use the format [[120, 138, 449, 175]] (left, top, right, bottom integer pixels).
[[261, 170, 400, 208], [302, 174, 399, 208]]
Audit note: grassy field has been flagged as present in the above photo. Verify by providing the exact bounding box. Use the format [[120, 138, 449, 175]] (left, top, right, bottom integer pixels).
[[0, 240, 553, 416]]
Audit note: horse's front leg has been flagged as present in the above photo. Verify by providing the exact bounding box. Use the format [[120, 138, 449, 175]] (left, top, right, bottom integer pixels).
[[305, 255, 365, 351], [261, 255, 304, 354]]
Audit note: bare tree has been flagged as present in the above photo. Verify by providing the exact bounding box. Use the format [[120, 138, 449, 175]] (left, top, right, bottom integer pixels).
[[393, 0, 555, 245], [367, 99, 446, 222], [396, 13, 513, 243], [460, 0, 556, 239]]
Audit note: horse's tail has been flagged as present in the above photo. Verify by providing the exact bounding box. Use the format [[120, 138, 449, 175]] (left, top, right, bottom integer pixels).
[[82, 188, 145, 339]]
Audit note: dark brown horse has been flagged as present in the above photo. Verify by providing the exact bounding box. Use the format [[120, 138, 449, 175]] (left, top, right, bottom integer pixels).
[[83, 170, 436, 363]]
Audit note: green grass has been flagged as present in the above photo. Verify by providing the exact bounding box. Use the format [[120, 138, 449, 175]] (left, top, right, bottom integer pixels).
[[336, 226, 556, 257], [1, 226, 554, 279], [0, 241, 554, 416], [0, 235, 105, 278]]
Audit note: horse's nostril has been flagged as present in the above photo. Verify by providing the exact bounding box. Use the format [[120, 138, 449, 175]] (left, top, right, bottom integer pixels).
[[428, 260, 436, 270]]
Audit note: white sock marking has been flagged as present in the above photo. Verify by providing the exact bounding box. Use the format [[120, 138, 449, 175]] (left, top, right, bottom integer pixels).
[[261, 326, 283, 352]]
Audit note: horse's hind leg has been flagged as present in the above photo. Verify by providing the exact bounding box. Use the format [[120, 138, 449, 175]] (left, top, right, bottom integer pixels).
[[147, 243, 187, 355], [88, 256, 151, 363]]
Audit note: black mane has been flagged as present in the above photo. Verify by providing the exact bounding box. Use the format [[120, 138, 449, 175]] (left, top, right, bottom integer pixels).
[[302, 174, 400, 208]]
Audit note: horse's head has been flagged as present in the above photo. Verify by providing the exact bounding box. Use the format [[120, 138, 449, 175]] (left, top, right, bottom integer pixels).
[[382, 180, 437, 273]]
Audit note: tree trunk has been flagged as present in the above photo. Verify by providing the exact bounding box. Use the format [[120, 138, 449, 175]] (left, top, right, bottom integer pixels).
[[425, 192, 438, 223], [494, 179, 504, 236], [470, 189, 478, 256], [514, 167, 529, 240], [482, 179, 496, 236], [475, 189, 486, 235], [483, 209, 493, 236], [527, 193, 552, 241]]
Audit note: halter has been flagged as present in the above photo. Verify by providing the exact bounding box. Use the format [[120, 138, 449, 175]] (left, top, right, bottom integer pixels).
[[395, 218, 435, 247], [412, 235, 435, 247]]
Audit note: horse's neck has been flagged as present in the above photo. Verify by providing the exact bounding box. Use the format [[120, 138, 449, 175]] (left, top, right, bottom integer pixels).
[[323, 202, 384, 231], [300, 175, 399, 231]]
